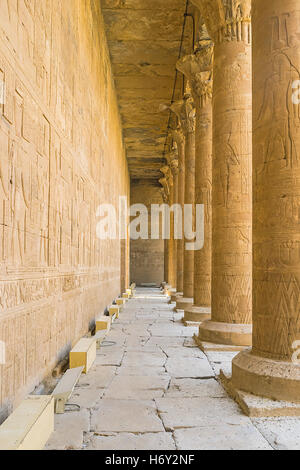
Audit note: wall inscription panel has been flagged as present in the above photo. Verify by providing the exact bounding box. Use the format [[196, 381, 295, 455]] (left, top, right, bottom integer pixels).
[[0, 0, 129, 421]]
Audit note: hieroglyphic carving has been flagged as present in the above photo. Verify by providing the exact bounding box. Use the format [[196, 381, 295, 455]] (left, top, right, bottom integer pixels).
[[230, 2, 300, 403], [171, 127, 185, 152], [0, 0, 130, 414], [160, 162, 177, 287], [256, 54, 300, 172], [170, 125, 185, 293], [193, 0, 252, 342], [170, 93, 196, 138], [170, 75, 196, 301], [177, 42, 213, 109], [251, 1, 300, 360], [192, 0, 251, 44], [192, 54, 213, 313], [159, 165, 173, 204]]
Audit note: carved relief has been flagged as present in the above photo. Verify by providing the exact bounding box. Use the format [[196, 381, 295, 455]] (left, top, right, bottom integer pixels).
[[159, 164, 173, 203], [177, 43, 213, 106], [181, 94, 196, 135], [192, 0, 251, 44], [10, 143, 31, 266], [251, 1, 300, 362], [256, 53, 300, 172], [171, 127, 185, 151], [0, 1, 130, 413]]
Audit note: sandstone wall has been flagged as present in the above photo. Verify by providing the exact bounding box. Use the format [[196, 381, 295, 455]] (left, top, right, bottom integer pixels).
[[0, 0, 129, 420], [130, 181, 164, 286]]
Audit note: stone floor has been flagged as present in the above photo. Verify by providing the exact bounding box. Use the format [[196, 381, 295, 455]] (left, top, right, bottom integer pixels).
[[45, 288, 300, 451]]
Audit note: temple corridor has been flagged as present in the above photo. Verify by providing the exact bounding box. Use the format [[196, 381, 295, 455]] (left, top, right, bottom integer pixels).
[[1, 0, 300, 452]]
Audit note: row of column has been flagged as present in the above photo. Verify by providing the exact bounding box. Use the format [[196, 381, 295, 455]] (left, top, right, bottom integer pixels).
[[161, 0, 300, 403]]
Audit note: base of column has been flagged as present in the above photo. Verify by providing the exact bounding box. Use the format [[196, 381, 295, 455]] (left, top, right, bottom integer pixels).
[[168, 288, 176, 303], [170, 290, 182, 303], [172, 292, 183, 311], [194, 334, 247, 352], [183, 305, 211, 324], [163, 285, 172, 296], [232, 349, 300, 403], [175, 296, 193, 312], [198, 321, 252, 346]]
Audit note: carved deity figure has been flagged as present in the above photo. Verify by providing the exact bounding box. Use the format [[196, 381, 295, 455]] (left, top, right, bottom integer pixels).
[[10, 143, 30, 265], [257, 52, 300, 171]]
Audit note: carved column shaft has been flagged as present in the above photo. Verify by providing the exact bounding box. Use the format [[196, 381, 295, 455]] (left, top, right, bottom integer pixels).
[[167, 167, 176, 289], [173, 130, 185, 295], [169, 157, 179, 292], [212, 30, 252, 324], [160, 185, 170, 285], [164, 239, 169, 284], [160, 165, 175, 288], [194, 88, 212, 310], [169, 181, 178, 290], [179, 43, 214, 324], [183, 123, 196, 301], [173, 92, 196, 312], [232, 0, 300, 402], [198, 0, 252, 345]]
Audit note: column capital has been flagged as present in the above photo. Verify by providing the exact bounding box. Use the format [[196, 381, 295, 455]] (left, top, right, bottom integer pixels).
[[160, 165, 173, 193], [191, 0, 251, 44], [170, 158, 179, 176], [169, 99, 184, 121], [159, 177, 169, 198], [160, 164, 171, 178], [171, 127, 185, 150], [171, 94, 196, 135], [177, 43, 213, 105], [159, 187, 169, 204], [166, 149, 179, 177]]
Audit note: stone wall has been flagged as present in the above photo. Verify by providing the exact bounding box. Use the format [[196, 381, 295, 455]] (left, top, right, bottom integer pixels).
[[130, 181, 164, 286], [0, 0, 129, 420]]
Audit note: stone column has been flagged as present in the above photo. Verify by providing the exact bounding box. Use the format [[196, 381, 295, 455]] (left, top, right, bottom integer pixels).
[[197, 0, 252, 345], [163, 239, 169, 285], [160, 166, 174, 291], [167, 152, 179, 298], [160, 183, 169, 286], [180, 42, 214, 324], [172, 90, 196, 312], [171, 122, 186, 302], [170, 130, 185, 302], [231, 0, 300, 401]]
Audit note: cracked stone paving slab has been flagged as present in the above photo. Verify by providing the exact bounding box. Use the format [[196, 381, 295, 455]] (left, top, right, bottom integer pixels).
[[45, 288, 300, 450]]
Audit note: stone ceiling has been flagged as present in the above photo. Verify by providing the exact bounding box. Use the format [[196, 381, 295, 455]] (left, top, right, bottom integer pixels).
[[101, 0, 193, 182]]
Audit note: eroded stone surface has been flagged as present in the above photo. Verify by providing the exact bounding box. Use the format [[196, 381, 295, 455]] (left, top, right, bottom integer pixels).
[[166, 378, 226, 399], [46, 410, 90, 451], [252, 418, 300, 451], [91, 400, 164, 434], [104, 375, 170, 399], [162, 346, 206, 359], [116, 366, 167, 377], [156, 397, 248, 430], [166, 357, 214, 378], [122, 351, 166, 368], [174, 424, 272, 450], [86, 433, 176, 451]]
